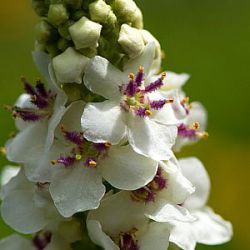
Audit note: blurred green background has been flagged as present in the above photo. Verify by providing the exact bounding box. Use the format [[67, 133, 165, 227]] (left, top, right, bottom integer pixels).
[[0, 0, 249, 249]]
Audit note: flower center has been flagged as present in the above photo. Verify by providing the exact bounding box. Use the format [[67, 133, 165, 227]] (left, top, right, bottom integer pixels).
[[10, 78, 56, 122], [178, 122, 209, 139], [130, 167, 167, 203], [51, 125, 111, 168], [32, 231, 52, 250], [120, 67, 173, 117], [116, 228, 139, 250]]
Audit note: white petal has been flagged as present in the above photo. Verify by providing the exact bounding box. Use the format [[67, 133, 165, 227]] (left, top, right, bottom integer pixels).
[[1, 190, 49, 233], [87, 220, 119, 250], [0, 235, 33, 250], [82, 100, 126, 144], [6, 121, 48, 163], [158, 160, 195, 205], [128, 117, 177, 161], [123, 42, 156, 77], [179, 157, 210, 210], [84, 56, 125, 99], [88, 191, 147, 235], [139, 222, 170, 250], [187, 102, 207, 131], [146, 203, 195, 223], [162, 71, 190, 91], [50, 164, 105, 217], [191, 207, 233, 245], [170, 221, 196, 250], [100, 145, 158, 190], [1, 166, 20, 186]]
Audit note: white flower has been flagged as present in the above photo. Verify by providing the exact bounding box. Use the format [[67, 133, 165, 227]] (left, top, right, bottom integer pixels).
[[0, 165, 19, 186], [6, 51, 68, 182], [52, 47, 89, 84], [87, 192, 172, 250], [82, 43, 183, 161], [173, 102, 208, 152], [0, 235, 33, 250], [1, 169, 62, 234], [169, 157, 233, 250], [36, 100, 158, 218]]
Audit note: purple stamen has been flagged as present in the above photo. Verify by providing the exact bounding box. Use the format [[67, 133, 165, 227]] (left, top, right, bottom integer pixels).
[[125, 80, 137, 97], [150, 99, 166, 110], [36, 81, 48, 98], [14, 110, 41, 122], [85, 157, 97, 168], [32, 95, 49, 109], [178, 123, 197, 138], [57, 156, 76, 167], [119, 232, 139, 250], [33, 231, 52, 250], [23, 79, 37, 96], [94, 143, 110, 152], [135, 107, 148, 117], [63, 130, 85, 146], [135, 69, 144, 85], [144, 77, 164, 93]]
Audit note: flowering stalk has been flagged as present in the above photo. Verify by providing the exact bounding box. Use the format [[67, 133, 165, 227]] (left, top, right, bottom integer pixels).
[[0, 0, 232, 250]]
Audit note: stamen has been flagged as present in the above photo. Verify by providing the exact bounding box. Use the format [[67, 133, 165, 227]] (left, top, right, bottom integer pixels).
[[60, 125, 85, 146], [191, 122, 200, 130], [144, 76, 164, 93], [150, 98, 174, 110], [33, 231, 52, 250], [129, 73, 135, 80], [119, 228, 139, 250], [52, 156, 76, 167], [135, 66, 144, 84], [21, 77, 36, 96], [85, 157, 97, 168]]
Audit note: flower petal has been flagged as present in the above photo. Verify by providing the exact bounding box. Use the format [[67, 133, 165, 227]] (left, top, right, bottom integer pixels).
[[191, 207, 233, 245], [127, 117, 177, 161], [50, 164, 105, 217], [123, 42, 156, 77], [1, 190, 49, 233], [81, 100, 126, 144], [84, 56, 125, 99], [87, 220, 119, 250], [179, 157, 210, 210], [100, 145, 158, 190], [162, 71, 190, 91], [0, 166, 20, 186], [139, 222, 170, 250], [0, 235, 33, 250]]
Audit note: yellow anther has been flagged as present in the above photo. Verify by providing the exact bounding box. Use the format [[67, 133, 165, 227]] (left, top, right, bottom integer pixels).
[[191, 122, 200, 130], [145, 110, 152, 116], [51, 160, 57, 165], [0, 147, 6, 156], [60, 124, 66, 132], [129, 73, 135, 80], [161, 72, 167, 80], [88, 160, 97, 168], [105, 142, 112, 148], [196, 131, 209, 139], [181, 96, 190, 104], [139, 66, 144, 73], [165, 98, 174, 104], [75, 154, 82, 160], [31, 95, 37, 102]]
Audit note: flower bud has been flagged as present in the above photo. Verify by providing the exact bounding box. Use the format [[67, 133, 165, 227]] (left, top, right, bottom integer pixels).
[[63, 0, 82, 10], [112, 0, 143, 29], [89, 0, 117, 26], [118, 24, 144, 58], [48, 4, 69, 26], [58, 20, 75, 40], [140, 30, 162, 74], [32, 0, 48, 17], [69, 17, 102, 49], [52, 47, 89, 84], [35, 20, 56, 43]]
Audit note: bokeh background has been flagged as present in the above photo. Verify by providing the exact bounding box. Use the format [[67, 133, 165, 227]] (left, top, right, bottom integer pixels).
[[0, 0, 249, 249]]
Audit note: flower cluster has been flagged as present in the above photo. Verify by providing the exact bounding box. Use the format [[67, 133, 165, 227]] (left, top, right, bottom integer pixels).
[[0, 0, 232, 250]]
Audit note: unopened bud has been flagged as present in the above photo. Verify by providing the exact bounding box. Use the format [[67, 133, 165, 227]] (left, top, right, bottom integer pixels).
[[52, 47, 89, 84], [69, 17, 102, 49], [89, 0, 117, 25], [35, 20, 56, 43], [48, 4, 69, 26], [63, 0, 82, 10], [32, 0, 48, 17], [112, 0, 143, 29], [118, 24, 144, 58], [58, 20, 75, 40]]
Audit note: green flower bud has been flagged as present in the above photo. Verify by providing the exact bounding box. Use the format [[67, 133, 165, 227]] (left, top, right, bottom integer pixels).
[[118, 24, 144, 58], [89, 0, 117, 26], [46, 43, 61, 57], [112, 0, 143, 29], [57, 37, 73, 51], [48, 4, 69, 26], [52, 47, 89, 84], [35, 20, 56, 43], [63, 0, 82, 10], [69, 17, 102, 49], [32, 0, 48, 16], [58, 20, 75, 40]]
